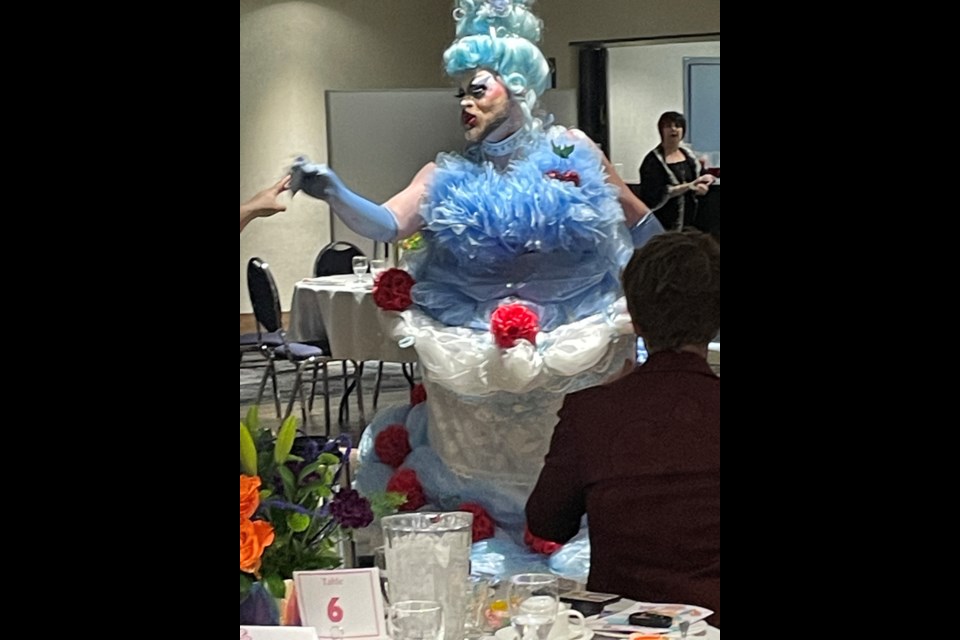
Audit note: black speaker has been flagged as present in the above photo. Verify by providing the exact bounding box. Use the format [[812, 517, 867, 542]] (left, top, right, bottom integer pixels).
[[578, 46, 608, 155]]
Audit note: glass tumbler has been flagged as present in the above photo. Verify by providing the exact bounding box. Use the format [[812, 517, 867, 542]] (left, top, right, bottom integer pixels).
[[388, 600, 444, 640]]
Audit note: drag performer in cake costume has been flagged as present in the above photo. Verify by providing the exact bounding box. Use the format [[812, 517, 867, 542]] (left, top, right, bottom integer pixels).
[[290, 0, 662, 576]]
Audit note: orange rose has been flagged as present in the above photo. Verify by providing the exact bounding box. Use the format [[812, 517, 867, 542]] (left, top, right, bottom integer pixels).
[[240, 474, 262, 520], [240, 517, 275, 574]]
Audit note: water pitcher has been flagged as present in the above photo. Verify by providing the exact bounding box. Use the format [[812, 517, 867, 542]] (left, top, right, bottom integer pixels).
[[381, 512, 473, 640]]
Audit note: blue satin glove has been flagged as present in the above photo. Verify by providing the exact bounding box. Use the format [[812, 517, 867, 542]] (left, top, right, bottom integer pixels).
[[290, 156, 399, 242], [629, 213, 665, 248]]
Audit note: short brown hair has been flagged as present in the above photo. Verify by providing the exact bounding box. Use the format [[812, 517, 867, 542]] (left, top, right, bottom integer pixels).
[[657, 111, 687, 132], [622, 230, 720, 351]]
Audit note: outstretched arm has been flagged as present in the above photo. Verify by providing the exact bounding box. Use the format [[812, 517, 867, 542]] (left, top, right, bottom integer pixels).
[[598, 151, 651, 227], [385, 162, 436, 239], [240, 176, 291, 233], [568, 129, 651, 227], [290, 157, 432, 242]]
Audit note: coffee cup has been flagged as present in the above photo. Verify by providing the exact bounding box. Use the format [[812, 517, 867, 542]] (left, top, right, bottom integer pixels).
[[549, 602, 586, 640], [496, 601, 587, 640]]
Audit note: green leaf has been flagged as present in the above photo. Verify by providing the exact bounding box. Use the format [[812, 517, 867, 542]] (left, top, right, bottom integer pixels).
[[240, 423, 258, 476], [370, 491, 409, 519], [277, 464, 297, 502], [551, 142, 575, 159], [264, 574, 286, 599], [318, 452, 341, 466], [245, 405, 260, 431], [240, 573, 253, 603], [302, 481, 333, 499], [274, 415, 298, 465], [287, 511, 311, 533], [297, 459, 326, 484]]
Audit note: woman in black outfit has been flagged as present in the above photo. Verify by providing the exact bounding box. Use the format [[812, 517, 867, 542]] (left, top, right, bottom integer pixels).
[[639, 111, 715, 231]]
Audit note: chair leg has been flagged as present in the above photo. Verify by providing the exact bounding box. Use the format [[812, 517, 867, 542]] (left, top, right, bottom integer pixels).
[[322, 363, 331, 438], [283, 363, 305, 424], [355, 361, 366, 427], [269, 365, 282, 418], [255, 357, 276, 409], [339, 360, 362, 429], [308, 361, 320, 412], [341, 361, 350, 424], [298, 365, 311, 430], [373, 361, 384, 411], [402, 362, 417, 388]]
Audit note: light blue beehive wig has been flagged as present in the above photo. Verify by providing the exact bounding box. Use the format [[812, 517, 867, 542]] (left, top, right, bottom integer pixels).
[[442, 0, 551, 127]]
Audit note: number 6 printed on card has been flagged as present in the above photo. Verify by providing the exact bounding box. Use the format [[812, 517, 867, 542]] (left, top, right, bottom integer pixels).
[[328, 597, 344, 623], [295, 568, 388, 639]]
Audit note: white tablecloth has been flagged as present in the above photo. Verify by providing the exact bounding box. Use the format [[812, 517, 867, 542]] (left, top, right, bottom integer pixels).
[[288, 275, 417, 364]]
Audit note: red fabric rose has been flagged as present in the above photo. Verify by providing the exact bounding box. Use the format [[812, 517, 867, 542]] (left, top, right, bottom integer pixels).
[[410, 383, 427, 406], [386, 468, 426, 511], [545, 169, 581, 187], [373, 268, 416, 311], [524, 524, 562, 555], [457, 502, 495, 542], [490, 303, 540, 348], [374, 424, 412, 468]]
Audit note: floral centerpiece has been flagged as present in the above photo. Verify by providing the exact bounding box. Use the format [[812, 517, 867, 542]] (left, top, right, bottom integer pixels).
[[240, 407, 404, 625]]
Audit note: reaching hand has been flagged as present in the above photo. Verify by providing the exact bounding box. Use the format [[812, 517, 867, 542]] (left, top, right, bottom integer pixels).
[[239, 175, 292, 232], [248, 176, 291, 215], [288, 155, 399, 242], [289, 156, 341, 201]]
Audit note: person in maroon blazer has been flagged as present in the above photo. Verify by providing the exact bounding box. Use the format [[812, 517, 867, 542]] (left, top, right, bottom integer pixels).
[[525, 230, 721, 628]]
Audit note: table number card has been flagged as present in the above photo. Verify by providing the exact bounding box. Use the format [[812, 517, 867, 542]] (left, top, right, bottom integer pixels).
[[295, 568, 387, 639], [239, 626, 318, 639]]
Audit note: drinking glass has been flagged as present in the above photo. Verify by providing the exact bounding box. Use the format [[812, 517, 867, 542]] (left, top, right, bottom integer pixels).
[[370, 258, 388, 281], [508, 573, 558, 640], [463, 575, 492, 638], [388, 600, 444, 640], [352, 256, 369, 282]]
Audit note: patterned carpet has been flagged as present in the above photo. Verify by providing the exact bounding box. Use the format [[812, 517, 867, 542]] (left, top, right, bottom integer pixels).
[[240, 358, 416, 433]]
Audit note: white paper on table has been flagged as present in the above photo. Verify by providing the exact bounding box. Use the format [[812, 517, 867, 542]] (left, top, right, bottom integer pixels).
[[240, 626, 318, 639], [301, 275, 356, 286], [588, 601, 714, 635]]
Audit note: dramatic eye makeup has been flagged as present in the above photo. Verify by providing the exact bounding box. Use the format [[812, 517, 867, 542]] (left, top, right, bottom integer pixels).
[[457, 72, 495, 99]]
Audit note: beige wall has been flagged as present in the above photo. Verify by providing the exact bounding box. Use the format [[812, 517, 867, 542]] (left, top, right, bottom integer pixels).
[[240, 0, 451, 313], [537, 0, 720, 90], [240, 0, 720, 313]]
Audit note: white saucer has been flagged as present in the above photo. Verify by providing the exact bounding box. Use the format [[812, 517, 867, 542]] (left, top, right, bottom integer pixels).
[[495, 626, 594, 640]]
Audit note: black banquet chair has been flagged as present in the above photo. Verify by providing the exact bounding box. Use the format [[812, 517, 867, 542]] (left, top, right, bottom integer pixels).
[[240, 325, 284, 419], [247, 257, 334, 434], [314, 241, 365, 278], [311, 241, 371, 426]]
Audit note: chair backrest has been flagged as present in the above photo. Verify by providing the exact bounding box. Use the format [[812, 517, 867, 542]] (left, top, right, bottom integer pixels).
[[314, 241, 365, 277], [247, 257, 283, 334]]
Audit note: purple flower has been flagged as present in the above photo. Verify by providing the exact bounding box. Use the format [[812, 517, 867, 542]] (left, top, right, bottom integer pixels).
[[292, 436, 324, 463], [329, 488, 374, 529]]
